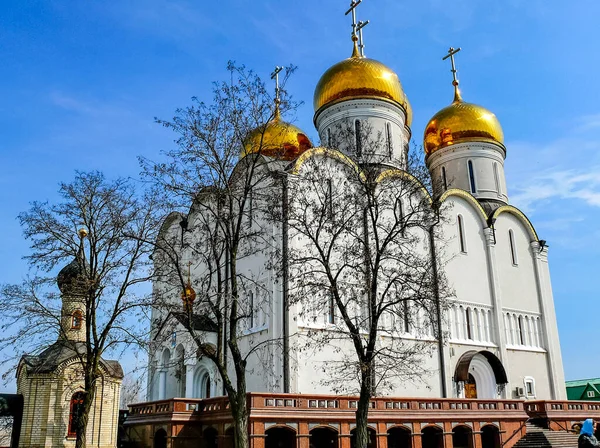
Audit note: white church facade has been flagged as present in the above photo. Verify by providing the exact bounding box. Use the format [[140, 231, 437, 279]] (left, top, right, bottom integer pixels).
[[145, 35, 565, 407]]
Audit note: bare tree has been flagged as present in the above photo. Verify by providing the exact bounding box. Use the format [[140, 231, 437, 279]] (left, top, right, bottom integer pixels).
[[279, 123, 451, 448], [0, 172, 161, 448], [142, 63, 298, 448]]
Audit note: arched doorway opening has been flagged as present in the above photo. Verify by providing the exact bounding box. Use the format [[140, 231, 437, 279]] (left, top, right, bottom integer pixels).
[[265, 426, 296, 448], [310, 426, 338, 448], [388, 426, 412, 448], [202, 427, 218, 448], [153, 428, 167, 448], [193, 368, 212, 398], [480, 425, 500, 448], [421, 426, 443, 448], [452, 426, 473, 448], [223, 427, 235, 448], [454, 350, 507, 399], [350, 427, 376, 448]]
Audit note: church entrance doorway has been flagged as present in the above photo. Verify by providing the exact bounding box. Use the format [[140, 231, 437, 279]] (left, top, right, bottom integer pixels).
[[454, 350, 508, 399], [153, 429, 167, 448], [465, 374, 477, 398], [452, 425, 473, 448]]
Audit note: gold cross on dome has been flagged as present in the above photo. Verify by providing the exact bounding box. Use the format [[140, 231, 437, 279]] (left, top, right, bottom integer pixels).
[[442, 46, 462, 102], [270, 66, 283, 106], [356, 19, 369, 57]]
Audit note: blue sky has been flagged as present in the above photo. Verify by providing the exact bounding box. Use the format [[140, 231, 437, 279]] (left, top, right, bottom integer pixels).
[[1, 0, 599, 391]]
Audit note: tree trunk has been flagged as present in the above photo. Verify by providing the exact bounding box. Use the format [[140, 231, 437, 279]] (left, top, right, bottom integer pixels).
[[354, 366, 372, 448], [75, 374, 97, 448], [233, 401, 249, 448]]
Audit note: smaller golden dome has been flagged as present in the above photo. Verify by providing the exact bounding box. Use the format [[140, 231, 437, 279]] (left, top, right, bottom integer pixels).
[[423, 91, 504, 156], [314, 42, 412, 126], [181, 283, 196, 304], [242, 109, 313, 161]]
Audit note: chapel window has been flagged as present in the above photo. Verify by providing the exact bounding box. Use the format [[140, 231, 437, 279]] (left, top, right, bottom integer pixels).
[[327, 290, 336, 324], [403, 300, 410, 334], [465, 307, 473, 340], [355, 119, 362, 157], [509, 229, 518, 265], [249, 291, 254, 328], [441, 166, 448, 191], [468, 160, 477, 193], [394, 199, 405, 237], [457, 215, 467, 253], [71, 310, 83, 330], [247, 189, 254, 226], [327, 128, 333, 147], [493, 162, 500, 194], [327, 179, 334, 219], [68, 392, 85, 437], [386, 122, 393, 158], [518, 315, 525, 345]]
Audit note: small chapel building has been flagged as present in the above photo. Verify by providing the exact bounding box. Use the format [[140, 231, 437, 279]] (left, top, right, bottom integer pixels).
[[16, 249, 123, 447]]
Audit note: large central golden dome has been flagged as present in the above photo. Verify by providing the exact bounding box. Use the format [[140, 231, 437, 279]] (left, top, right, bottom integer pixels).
[[242, 109, 313, 161], [314, 43, 412, 125], [423, 90, 504, 156]]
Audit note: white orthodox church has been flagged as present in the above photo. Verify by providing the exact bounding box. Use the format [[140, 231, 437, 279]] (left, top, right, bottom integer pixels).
[[146, 27, 566, 409]]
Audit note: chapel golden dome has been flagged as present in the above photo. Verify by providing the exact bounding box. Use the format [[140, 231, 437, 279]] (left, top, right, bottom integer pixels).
[[423, 89, 504, 156], [313, 42, 412, 126], [242, 109, 313, 161]]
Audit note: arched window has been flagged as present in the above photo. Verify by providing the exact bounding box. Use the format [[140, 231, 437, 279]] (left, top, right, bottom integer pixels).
[[247, 189, 254, 226], [394, 199, 405, 237], [465, 307, 473, 340], [508, 229, 518, 265], [249, 291, 254, 328], [68, 392, 85, 437], [327, 128, 332, 147], [441, 166, 448, 191], [493, 162, 500, 194], [71, 310, 83, 330], [327, 290, 336, 324], [468, 160, 477, 193], [355, 119, 362, 157], [386, 122, 393, 158], [457, 215, 467, 253], [518, 315, 525, 345], [403, 300, 410, 334], [327, 179, 333, 219]]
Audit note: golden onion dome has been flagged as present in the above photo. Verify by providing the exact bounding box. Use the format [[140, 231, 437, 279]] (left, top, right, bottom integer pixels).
[[314, 42, 412, 126], [242, 109, 313, 161], [423, 89, 504, 156], [181, 283, 196, 304]]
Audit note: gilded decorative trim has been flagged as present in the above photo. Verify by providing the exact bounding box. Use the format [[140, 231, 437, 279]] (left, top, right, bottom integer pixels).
[[438, 189, 489, 223], [288, 146, 365, 180], [490, 205, 539, 241], [375, 168, 433, 204]]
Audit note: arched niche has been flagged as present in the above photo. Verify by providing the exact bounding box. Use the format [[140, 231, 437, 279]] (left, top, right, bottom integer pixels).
[[265, 425, 297, 448], [388, 426, 412, 448], [310, 426, 339, 448]]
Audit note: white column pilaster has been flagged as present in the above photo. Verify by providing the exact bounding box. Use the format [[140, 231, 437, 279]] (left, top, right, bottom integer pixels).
[[530, 242, 566, 399], [185, 361, 196, 398]]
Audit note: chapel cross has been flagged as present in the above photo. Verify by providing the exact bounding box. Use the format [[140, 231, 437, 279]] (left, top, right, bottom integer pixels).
[[356, 20, 369, 57], [442, 46, 462, 101], [271, 66, 283, 110]]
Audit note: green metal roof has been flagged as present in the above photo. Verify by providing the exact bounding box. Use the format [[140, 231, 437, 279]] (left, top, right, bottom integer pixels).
[[566, 378, 600, 387]]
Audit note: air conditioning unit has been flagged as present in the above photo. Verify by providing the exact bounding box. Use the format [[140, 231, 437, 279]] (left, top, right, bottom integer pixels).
[[516, 387, 525, 398]]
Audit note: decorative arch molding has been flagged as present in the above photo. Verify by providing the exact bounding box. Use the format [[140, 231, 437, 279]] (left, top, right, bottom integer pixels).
[[480, 422, 500, 429], [157, 211, 186, 242], [454, 350, 508, 387], [421, 423, 444, 430], [489, 205, 539, 242], [308, 423, 340, 432], [349, 423, 377, 431], [439, 189, 489, 224], [192, 358, 218, 399], [386, 423, 413, 432], [265, 423, 299, 432], [375, 168, 433, 205], [288, 146, 365, 180]]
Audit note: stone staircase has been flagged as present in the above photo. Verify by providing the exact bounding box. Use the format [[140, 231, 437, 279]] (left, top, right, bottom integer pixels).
[[513, 422, 579, 448]]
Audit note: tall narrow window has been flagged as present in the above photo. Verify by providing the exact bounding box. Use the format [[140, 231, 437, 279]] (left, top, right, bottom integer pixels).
[[327, 128, 332, 147], [441, 166, 448, 191], [403, 300, 410, 333], [465, 308, 472, 340], [355, 119, 362, 157], [386, 122, 393, 158], [327, 290, 335, 324], [457, 215, 467, 253], [68, 392, 85, 437], [468, 160, 476, 193], [327, 179, 333, 219], [493, 162, 500, 194], [394, 198, 405, 237], [509, 229, 518, 265], [518, 315, 525, 345], [247, 189, 253, 225], [249, 291, 254, 328]]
